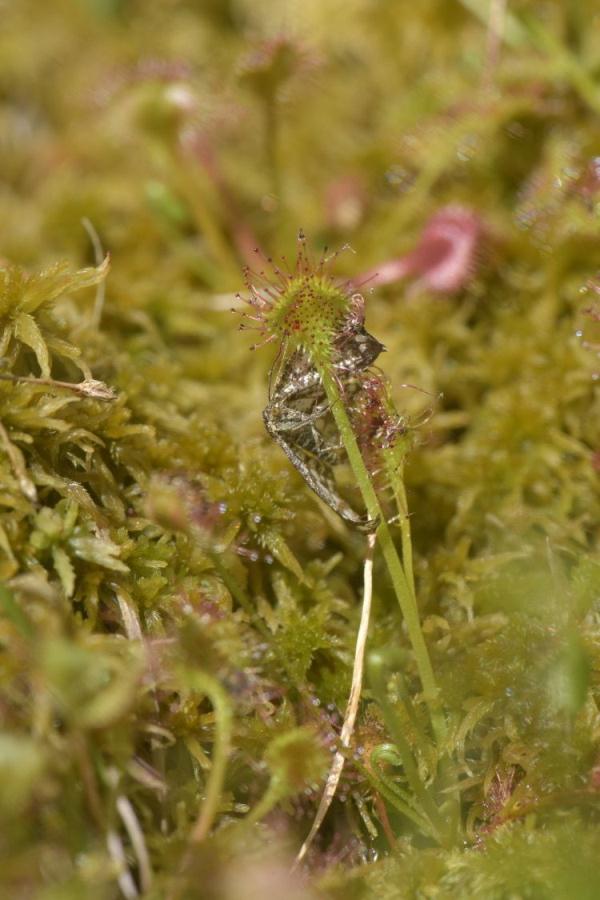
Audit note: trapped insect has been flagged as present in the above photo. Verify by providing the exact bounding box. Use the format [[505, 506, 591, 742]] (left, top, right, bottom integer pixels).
[[263, 318, 385, 531], [238, 233, 405, 529]]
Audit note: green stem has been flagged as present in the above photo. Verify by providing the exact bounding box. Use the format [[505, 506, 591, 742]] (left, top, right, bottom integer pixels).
[[183, 670, 232, 843], [243, 779, 284, 827], [388, 662, 434, 766], [369, 657, 444, 837], [354, 759, 436, 837], [388, 455, 416, 603], [167, 672, 232, 900], [319, 368, 444, 742]]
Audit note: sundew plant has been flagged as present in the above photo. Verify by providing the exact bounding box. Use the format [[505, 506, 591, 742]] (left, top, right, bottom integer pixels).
[[1, 1, 599, 899]]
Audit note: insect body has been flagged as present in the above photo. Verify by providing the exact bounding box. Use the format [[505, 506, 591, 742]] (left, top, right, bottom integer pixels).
[[263, 325, 384, 530]]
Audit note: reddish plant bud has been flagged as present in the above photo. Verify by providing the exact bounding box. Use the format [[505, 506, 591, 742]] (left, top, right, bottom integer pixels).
[[357, 205, 482, 295]]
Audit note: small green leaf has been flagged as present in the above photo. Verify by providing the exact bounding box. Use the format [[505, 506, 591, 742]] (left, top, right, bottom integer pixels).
[[20, 257, 110, 312], [70, 534, 129, 572], [261, 527, 305, 583], [52, 546, 76, 597], [14, 312, 51, 377]]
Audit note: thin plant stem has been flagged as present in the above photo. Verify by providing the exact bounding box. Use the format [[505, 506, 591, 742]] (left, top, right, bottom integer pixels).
[[368, 658, 445, 838], [0, 372, 115, 400], [162, 139, 241, 282], [184, 173, 241, 279], [295, 531, 377, 866], [116, 793, 153, 893], [81, 217, 106, 328], [243, 779, 284, 827], [186, 672, 232, 844], [106, 829, 139, 899], [384, 454, 438, 763], [353, 758, 435, 837], [392, 669, 434, 763], [319, 367, 445, 743], [458, 0, 600, 114], [387, 456, 416, 602], [383, 450, 461, 844], [374, 793, 399, 849], [168, 671, 232, 900]]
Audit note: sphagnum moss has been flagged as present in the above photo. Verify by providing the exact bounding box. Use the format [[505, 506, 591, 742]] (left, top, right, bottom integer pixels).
[[1, 2, 600, 898]]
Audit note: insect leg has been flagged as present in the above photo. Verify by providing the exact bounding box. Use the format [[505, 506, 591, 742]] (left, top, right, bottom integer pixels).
[[263, 403, 378, 531]]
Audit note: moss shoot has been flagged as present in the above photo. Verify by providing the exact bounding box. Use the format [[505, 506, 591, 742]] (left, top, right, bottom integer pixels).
[[0, 2, 599, 899]]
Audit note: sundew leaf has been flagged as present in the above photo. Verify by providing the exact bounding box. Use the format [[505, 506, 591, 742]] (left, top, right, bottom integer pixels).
[[264, 726, 327, 796]]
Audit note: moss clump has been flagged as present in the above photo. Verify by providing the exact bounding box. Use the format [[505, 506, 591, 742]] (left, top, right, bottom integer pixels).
[[0, 1, 599, 898]]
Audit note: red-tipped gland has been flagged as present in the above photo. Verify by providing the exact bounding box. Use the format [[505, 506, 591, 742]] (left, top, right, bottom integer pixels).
[[350, 373, 407, 469], [238, 232, 357, 365]]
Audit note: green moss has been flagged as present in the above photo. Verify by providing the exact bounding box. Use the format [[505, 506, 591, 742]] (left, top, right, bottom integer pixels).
[[0, 1, 599, 897]]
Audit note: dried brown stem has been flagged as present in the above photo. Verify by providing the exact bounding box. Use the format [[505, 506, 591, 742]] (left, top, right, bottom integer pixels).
[[294, 531, 376, 865]]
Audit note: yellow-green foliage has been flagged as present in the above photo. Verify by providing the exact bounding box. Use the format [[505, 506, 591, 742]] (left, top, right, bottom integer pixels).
[[0, 1, 599, 898]]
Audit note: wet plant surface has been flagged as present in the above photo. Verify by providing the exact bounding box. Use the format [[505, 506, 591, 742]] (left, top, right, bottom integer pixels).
[[1, 2, 600, 898]]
